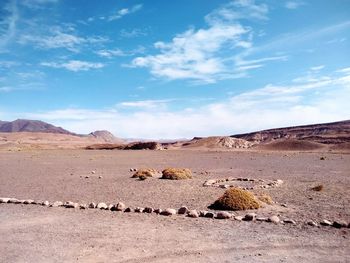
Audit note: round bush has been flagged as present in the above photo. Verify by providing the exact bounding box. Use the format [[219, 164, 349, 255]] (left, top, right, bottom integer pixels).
[[132, 168, 157, 179], [161, 168, 192, 180], [211, 188, 260, 211]]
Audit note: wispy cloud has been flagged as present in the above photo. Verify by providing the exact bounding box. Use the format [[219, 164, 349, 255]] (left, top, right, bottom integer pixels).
[[18, 26, 108, 52], [118, 99, 173, 109], [0, 0, 19, 52], [20, 0, 59, 10], [108, 4, 143, 21], [131, 0, 271, 83], [96, 46, 144, 58], [41, 60, 105, 71], [120, 28, 148, 38], [285, 1, 304, 10]]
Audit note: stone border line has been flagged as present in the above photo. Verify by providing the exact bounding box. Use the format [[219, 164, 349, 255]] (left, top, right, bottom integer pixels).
[[1, 197, 349, 229], [203, 178, 284, 190]]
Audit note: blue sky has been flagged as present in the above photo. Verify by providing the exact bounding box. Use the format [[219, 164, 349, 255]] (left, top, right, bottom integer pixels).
[[0, 0, 349, 139]]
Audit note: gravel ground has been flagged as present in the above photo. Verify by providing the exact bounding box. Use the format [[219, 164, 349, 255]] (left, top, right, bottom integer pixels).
[[0, 149, 349, 262]]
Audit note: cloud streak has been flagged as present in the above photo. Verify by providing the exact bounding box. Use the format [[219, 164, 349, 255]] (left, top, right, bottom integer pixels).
[[41, 60, 105, 71], [108, 4, 143, 21]]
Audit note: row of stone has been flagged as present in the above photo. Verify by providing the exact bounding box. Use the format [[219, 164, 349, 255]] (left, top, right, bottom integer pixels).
[[203, 178, 284, 190], [1, 197, 348, 229]]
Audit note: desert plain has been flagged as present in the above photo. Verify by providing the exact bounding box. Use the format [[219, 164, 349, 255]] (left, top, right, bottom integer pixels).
[[0, 147, 349, 262]]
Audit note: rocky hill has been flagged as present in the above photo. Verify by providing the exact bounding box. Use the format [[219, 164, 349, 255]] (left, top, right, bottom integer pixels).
[[0, 119, 73, 135], [88, 130, 120, 143], [232, 120, 350, 144]]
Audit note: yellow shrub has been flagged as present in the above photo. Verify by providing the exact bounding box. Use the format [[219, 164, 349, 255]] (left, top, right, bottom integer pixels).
[[161, 168, 192, 180]]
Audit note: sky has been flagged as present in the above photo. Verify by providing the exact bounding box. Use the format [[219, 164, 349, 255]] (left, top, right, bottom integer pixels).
[[0, 0, 349, 139]]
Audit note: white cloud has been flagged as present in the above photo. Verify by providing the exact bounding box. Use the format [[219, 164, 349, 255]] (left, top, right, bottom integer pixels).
[[285, 1, 304, 10], [118, 99, 173, 109], [120, 28, 147, 38], [21, 0, 59, 9], [96, 46, 144, 58], [310, 65, 325, 71], [18, 27, 108, 52], [41, 60, 105, 71], [96, 49, 126, 58], [205, 0, 268, 23], [16, 68, 350, 139], [108, 4, 143, 21], [130, 1, 279, 83]]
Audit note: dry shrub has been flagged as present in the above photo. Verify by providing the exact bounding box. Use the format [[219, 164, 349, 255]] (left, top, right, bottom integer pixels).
[[210, 188, 261, 211], [257, 193, 274, 205], [311, 184, 324, 191], [132, 168, 157, 179], [161, 168, 192, 180]]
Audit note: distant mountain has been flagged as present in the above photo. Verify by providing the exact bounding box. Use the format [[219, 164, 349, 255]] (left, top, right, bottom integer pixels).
[[0, 119, 74, 135], [231, 120, 350, 144], [88, 130, 122, 143]]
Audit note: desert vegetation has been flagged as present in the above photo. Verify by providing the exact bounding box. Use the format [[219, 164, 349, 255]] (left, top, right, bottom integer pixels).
[[161, 168, 193, 180], [210, 188, 261, 211], [131, 168, 158, 179]]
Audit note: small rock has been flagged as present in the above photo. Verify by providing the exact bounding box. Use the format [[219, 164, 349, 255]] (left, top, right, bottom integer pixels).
[[219, 184, 230, 189], [160, 208, 176, 216], [108, 204, 114, 210], [98, 176, 102, 179], [283, 219, 296, 225], [42, 201, 50, 206], [332, 220, 348, 229], [234, 215, 243, 221], [114, 202, 125, 211], [320, 219, 332, 226], [199, 210, 207, 217], [23, 199, 35, 205], [129, 168, 134, 172], [0, 198, 10, 203], [79, 204, 88, 209], [178, 206, 189, 215], [85, 176, 90, 179], [124, 207, 132, 212], [88, 202, 96, 208], [216, 211, 232, 219], [134, 207, 144, 213], [51, 201, 63, 207], [268, 215, 280, 224], [91, 171, 96, 174], [256, 217, 268, 222], [204, 212, 215, 218], [307, 220, 318, 227], [64, 201, 78, 208], [203, 180, 216, 187], [143, 207, 154, 213], [243, 213, 257, 221], [281, 204, 287, 208], [276, 179, 283, 185], [7, 198, 19, 204], [154, 208, 162, 214], [97, 202, 108, 209], [188, 210, 199, 218]]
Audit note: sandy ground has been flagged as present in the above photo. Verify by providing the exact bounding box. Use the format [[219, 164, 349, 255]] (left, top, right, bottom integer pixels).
[[0, 149, 349, 262]]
